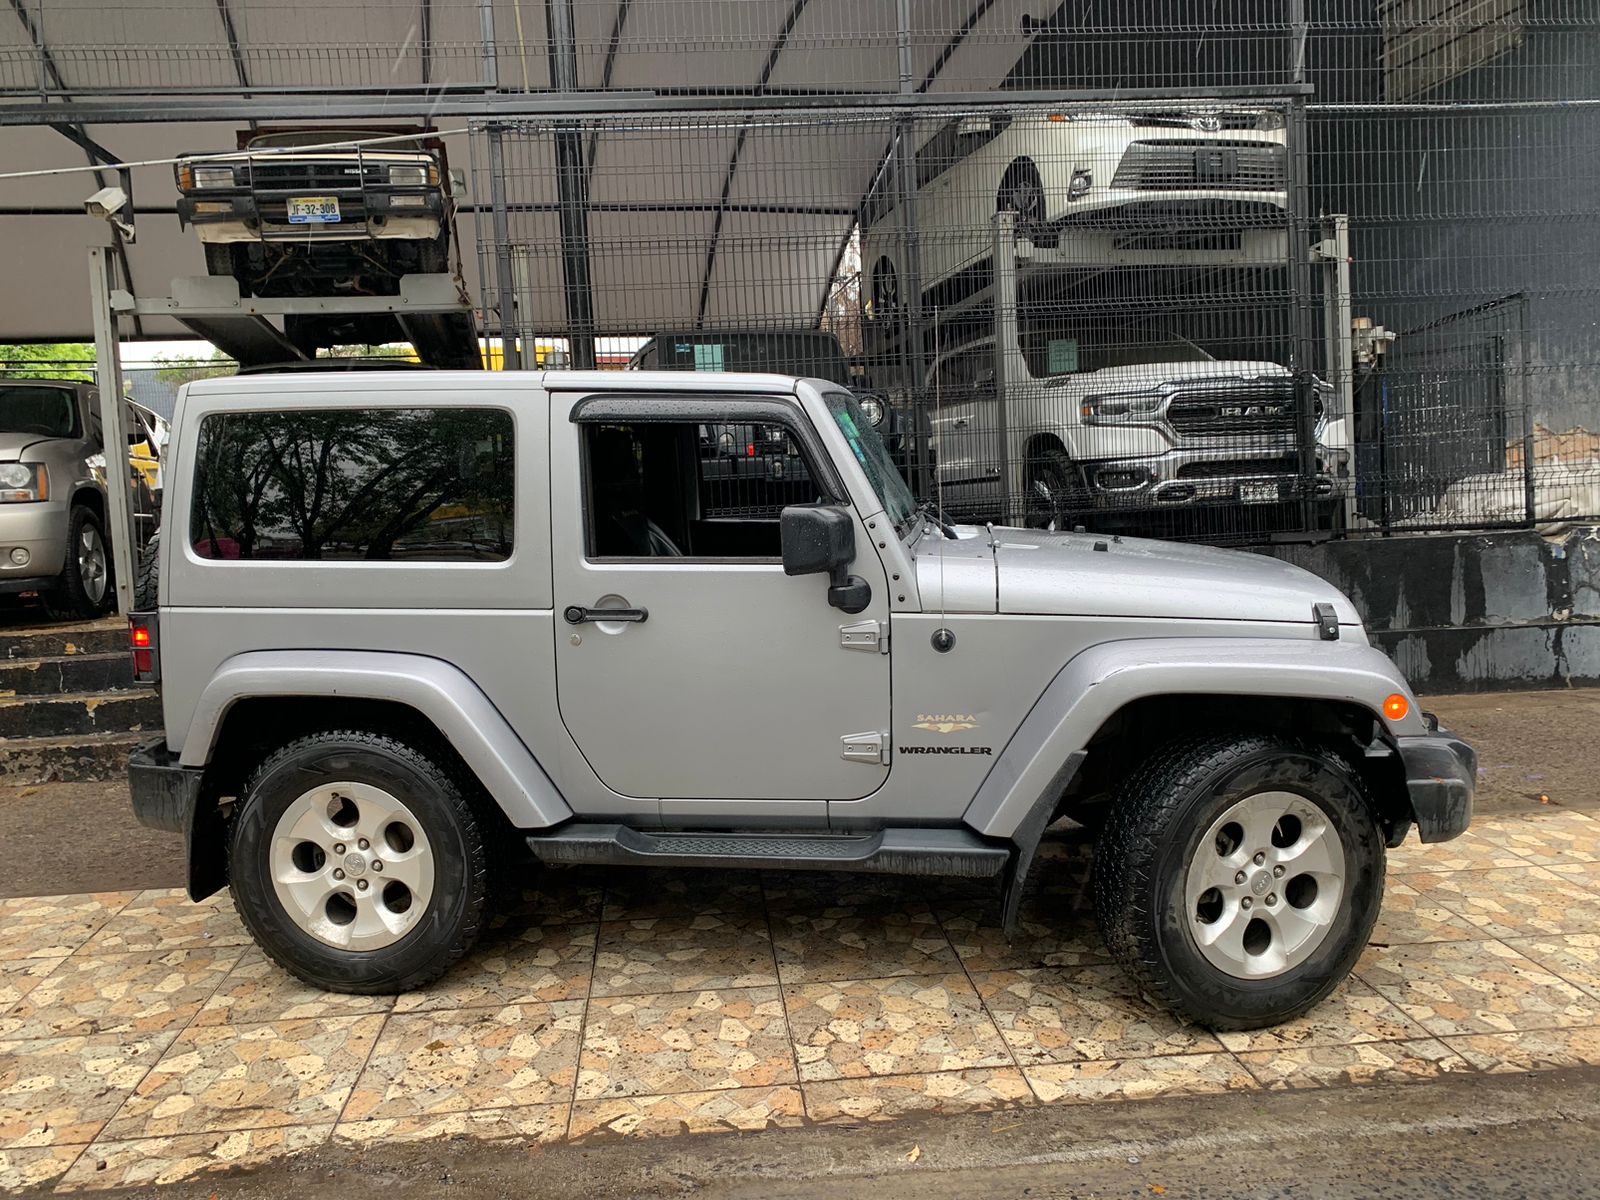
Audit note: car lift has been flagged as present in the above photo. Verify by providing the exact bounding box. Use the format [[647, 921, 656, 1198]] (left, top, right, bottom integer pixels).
[[87, 248, 480, 614]]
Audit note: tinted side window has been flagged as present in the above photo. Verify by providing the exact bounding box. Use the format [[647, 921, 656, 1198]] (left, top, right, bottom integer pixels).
[[583, 420, 820, 559], [189, 407, 513, 562]]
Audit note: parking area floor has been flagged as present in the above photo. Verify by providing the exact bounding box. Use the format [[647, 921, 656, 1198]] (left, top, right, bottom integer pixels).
[[3, 691, 1600, 1193]]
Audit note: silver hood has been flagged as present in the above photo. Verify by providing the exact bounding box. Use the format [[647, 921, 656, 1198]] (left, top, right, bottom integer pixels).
[[913, 525, 1360, 626], [0, 432, 57, 463]]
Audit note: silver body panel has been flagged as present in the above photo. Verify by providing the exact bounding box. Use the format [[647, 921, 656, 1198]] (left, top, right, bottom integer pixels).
[[158, 370, 1424, 842]]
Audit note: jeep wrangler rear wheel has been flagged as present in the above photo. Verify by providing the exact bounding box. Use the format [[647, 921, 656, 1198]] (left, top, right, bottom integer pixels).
[[229, 731, 488, 993], [1093, 733, 1384, 1030]]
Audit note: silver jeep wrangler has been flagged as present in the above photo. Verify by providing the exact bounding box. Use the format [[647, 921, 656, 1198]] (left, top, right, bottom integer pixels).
[[127, 370, 1474, 1030]]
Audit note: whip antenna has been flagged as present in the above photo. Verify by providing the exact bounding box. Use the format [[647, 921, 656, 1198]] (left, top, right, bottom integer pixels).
[[933, 305, 948, 632]]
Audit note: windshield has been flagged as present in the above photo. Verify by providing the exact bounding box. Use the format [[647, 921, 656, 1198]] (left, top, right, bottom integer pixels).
[[0, 385, 79, 438], [653, 333, 851, 385], [246, 130, 425, 152], [824, 392, 915, 529], [1019, 317, 1214, 379]]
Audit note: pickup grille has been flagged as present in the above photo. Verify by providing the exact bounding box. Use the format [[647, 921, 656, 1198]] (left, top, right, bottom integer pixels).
[[245, 161, 390, 191], [1166, 384, 1298, 435], [1111, 141, 1287, 191]]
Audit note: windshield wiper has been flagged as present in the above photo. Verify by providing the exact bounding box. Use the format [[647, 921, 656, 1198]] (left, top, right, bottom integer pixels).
[[911, 498, 958, 540]]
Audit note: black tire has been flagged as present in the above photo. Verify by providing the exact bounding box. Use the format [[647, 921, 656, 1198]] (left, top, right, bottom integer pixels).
[[203, 243, 238, 279], [228, 731, 489, 993], [1024, 447, 1089, 530], [45, 504, 114, 619], [871, 255, 901, 322], [134, 533, 160, 610], [1093, 733, 1385, 1030], [998, 158, 1055, 247]]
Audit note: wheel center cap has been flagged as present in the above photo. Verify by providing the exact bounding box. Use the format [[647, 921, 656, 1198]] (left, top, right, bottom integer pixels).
[[1250, 870, 1272, 896], [343, 852, 368, 878]]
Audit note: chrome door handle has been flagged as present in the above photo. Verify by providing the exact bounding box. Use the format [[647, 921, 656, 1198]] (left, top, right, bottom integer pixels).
[[564, 605, 649, 625], [952, 417, 969, 428]]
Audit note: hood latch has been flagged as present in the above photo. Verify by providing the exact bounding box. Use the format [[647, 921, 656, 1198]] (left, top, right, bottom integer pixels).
[[1313, 601, 1340, 641]]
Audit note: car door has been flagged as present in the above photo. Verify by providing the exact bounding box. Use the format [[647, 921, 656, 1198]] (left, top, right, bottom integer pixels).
[[548, 391, 893, 803], [928, 344, 1003, 519]]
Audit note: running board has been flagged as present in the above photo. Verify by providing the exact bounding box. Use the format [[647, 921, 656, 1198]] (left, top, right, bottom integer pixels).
[[526, 824, 1010, 878]]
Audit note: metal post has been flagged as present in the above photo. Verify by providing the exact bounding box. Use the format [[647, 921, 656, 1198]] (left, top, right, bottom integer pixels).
[[894, 0, 931, 497], [991, 210, 1017, 526], [1286, 0, 1307, 86], [485, 125, 522, 369], [547, 0, 596, 370], [86, 246, 137, 615], [1519, 293, 1536, 526], [32, 0, 46, 97], [1285, 96, 1319, 535], [1326, 214, 1356, 532], [477, 0, 498, 89]]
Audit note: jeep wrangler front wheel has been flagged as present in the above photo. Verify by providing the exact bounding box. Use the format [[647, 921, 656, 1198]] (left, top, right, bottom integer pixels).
[[1093, 733, 1384, 1030], [229, 731, 488, 993]]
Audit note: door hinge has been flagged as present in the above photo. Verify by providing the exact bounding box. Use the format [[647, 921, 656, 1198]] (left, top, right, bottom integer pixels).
[[841, 730, 890, 765], [840, 619, 889, 654]]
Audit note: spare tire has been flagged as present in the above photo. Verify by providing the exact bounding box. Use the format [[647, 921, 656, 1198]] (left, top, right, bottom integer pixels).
[[135, 533, 160, 610]]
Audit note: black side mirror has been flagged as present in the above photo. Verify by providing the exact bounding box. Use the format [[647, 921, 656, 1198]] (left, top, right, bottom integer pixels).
[[780, 504, 871, 614]]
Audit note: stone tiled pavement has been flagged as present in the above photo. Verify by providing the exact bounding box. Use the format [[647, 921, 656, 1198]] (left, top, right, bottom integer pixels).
[[3, 806, 1600, 1193]]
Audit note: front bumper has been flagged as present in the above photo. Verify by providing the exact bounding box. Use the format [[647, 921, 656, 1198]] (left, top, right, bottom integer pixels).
[[0, 500, 69, 581], [1396, 726, 1477, 843], [179, 190, 444, 243], [129, 738, 225, 901], [1080, 441, 1352, 509]]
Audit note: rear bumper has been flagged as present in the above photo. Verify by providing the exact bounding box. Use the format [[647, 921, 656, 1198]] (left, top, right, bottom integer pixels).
[[1396, 726, 1477, 843], [129, 737, 202, 835], [129, 737, 225, 900]]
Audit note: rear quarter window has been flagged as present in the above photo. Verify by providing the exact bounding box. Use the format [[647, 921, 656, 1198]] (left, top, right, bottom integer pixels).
[[188, 407, 513, 562]]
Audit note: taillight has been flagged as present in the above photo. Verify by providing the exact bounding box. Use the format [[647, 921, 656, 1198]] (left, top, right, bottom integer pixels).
[[129, 613, 160, 684]]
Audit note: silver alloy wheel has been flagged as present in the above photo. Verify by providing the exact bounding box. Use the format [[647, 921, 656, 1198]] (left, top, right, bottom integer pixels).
[[78, 524, 107, 604], [269, 781, 435, 951], [1183, 790, 1346, 979]]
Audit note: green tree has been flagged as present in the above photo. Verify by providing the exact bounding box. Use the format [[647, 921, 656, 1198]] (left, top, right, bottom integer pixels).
[[0, 343, 95, 382], [154, 350, 235, 387]]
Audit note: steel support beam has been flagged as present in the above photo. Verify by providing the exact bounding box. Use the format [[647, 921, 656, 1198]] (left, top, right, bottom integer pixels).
[[485, 125, 523, 368], [895, 0, 932, 497], [420, 0, 433, 87], [990, 210, 1017, 526], [87, 246, 138, 616], [1286, 96, 1319, 535], [0, 84, 1314, 127], [546, 0, 596, 368], [477, 0, 498, 89]]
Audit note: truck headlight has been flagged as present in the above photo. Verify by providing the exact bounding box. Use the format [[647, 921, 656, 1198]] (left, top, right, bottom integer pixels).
[[1254, 110, 1287, 131], [0, 463, 48, 503], [1080, 393, 1161, 422], [858, 395, 886, 427], [191, 166, 236, 189], [1068, 168, 1093, 200], [388, 164, 437, 186]]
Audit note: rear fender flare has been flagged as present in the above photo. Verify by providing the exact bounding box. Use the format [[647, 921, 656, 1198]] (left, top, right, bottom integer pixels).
[[181, 650, 572, 829]]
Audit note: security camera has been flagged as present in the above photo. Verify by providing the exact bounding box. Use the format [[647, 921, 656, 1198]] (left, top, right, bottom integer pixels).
[[84, 185, 128, 218]]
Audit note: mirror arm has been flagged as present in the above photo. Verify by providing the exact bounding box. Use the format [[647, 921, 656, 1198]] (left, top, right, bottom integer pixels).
[[826, 563, 872, 615]]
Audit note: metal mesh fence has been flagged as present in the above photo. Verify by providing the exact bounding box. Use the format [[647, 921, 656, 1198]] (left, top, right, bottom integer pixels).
[[1, 0, 1597, 543]]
